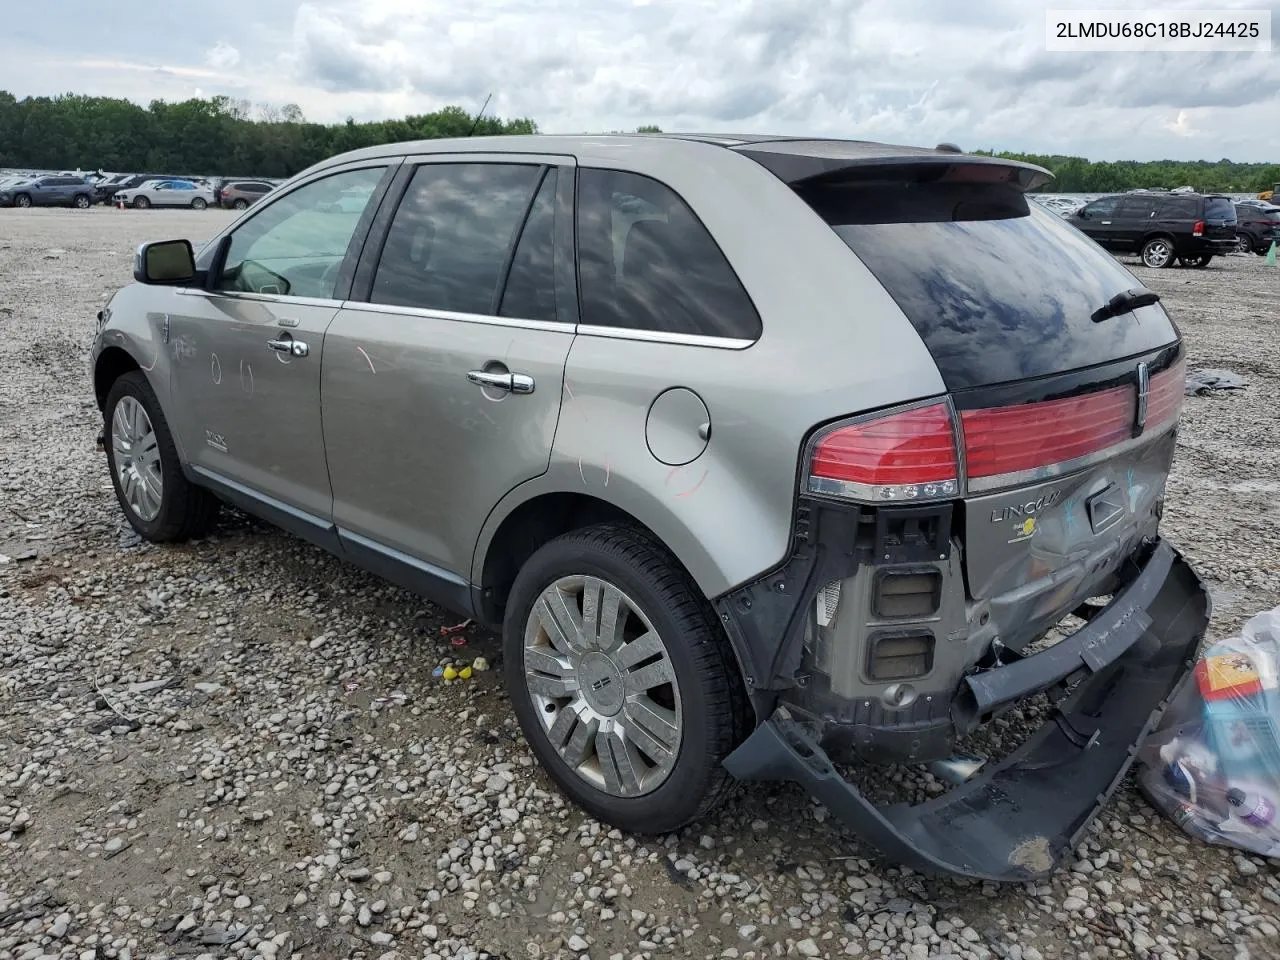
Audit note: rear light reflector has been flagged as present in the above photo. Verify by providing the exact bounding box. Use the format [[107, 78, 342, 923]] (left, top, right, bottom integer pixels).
[[1145, 357, 1186, 430], [1193, 220, 1205, 236], [961, 386, 1135, 480], [808, 403, 959, 502]]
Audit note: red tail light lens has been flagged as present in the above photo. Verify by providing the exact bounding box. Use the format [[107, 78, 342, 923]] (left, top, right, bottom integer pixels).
[[1145, 357, 1186, 429], [808, 403, 959, 502], [1193, 220, 1205, 236], [961, 386, 1135, 480]]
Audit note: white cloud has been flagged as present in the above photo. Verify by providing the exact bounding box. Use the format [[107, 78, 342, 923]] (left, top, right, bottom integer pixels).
[[3, 0, 1279, 161], [205, 42, 242, 71]]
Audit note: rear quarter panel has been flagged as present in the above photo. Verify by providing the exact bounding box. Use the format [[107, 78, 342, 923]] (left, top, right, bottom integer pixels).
[[473, 142, 947, 599]]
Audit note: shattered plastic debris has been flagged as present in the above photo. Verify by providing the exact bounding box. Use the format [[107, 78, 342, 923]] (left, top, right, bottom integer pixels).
[[1138, 604, 1280, 857], [1185, 368, 1248, 395], [440, 618, 472, 636]]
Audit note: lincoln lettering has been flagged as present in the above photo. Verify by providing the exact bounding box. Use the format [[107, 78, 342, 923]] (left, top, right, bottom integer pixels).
[[990, 489, 1064, 524]]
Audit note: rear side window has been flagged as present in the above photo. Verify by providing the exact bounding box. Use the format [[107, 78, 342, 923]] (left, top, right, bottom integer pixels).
[[1205, 197, 1236, 222], [499, 168, 558, 323], [1160, 197, 1198, 218], [372, 163, 542, 315], [1117, 196, 1158, 219], [794, 175, 1178, 390], [575, 168, 761, 340]]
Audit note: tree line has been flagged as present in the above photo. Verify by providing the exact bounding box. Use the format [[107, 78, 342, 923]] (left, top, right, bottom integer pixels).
[[1, 91, 1276, 193]]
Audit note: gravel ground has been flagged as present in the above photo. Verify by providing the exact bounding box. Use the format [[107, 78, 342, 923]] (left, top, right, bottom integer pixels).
[[1, 207, 1278, 960]]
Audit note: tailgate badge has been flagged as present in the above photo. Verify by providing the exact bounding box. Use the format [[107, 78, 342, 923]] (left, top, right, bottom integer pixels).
[[1133, 362, 1150, 437]]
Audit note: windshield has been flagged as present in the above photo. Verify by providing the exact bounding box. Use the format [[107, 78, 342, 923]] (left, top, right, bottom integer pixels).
[[796, 177, 1178, 390]]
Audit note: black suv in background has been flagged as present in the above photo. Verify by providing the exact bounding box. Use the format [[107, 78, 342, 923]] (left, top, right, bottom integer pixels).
[[1234, 202, 1280, 254], [1068, 191, 1238, 268]]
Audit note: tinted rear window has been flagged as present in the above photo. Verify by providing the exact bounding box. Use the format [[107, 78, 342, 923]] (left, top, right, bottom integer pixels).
[[1205, 197, 1236, 221], [796, 178, 1178, 390]]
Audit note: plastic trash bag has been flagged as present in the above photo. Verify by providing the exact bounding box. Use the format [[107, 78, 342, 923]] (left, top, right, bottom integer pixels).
[[1138, 605, 1280, 857]]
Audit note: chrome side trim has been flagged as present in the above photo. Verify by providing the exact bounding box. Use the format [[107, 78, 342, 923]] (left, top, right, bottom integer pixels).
[[190, 466, 332, 532], [175, 288, 347, 309], [345, 301, 575, 333], [576, 324, 755, 350], [964, 419, 1178, 494], [337, 528, 471, 588]]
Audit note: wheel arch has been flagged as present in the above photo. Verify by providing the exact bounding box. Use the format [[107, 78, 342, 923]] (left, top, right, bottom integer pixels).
[[94, 345, 142, 410]]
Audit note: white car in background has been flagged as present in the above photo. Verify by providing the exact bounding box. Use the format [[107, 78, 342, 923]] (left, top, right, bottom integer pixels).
[[114, 179, 215, 210]]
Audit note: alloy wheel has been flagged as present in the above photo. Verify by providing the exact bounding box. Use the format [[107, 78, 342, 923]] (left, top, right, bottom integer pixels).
[[111, 396, 164, 521], [523, 575, 683, 798], [1237, 236, 1252, 255], [1143, 239, 1172, 268]]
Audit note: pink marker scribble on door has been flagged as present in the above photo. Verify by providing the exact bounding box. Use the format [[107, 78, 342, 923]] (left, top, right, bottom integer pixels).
[[665, 464, 708, 499]]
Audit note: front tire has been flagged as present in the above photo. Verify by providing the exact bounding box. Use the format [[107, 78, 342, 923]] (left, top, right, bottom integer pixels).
[[73, 193, 91, 209], [503, 523, 749, 834], [1141, 236, 1175, 268], [104, 371, 219, 542], [14, 193, 31, 208], [192, 197, 207, 210], [133, 196, 150, 209], [1237, 236, 1253, 255]]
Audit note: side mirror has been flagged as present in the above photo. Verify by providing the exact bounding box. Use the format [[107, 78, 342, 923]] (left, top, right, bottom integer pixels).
[[135, 239, 197, 285]]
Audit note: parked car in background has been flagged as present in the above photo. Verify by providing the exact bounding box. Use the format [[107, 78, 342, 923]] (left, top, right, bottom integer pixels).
[[219, 180, 275, 209], [0, 174, 95, 209], [114, 179, 215, 210], [92, 133, 1207, 882], [1068, 190, 1237, 268], [1234, 202, 1280, 254], [99, 173, 180, 205]]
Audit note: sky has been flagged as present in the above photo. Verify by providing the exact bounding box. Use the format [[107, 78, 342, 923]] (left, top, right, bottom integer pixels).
[[4, 0, 1278, 162]]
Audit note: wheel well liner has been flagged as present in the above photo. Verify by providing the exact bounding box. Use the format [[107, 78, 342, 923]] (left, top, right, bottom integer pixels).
[[478, 492, 663, 626], [94, 346, 140, 410]]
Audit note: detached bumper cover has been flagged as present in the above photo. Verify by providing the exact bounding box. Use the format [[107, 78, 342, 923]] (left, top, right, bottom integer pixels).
[[723, 540, 1209, 882]]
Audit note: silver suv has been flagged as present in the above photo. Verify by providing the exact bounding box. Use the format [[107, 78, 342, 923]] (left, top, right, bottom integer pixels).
[[90, 134, 1209, 882]]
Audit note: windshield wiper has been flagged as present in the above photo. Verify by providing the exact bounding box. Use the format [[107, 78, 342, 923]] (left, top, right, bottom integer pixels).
[[1091, 287, 1161, 324]]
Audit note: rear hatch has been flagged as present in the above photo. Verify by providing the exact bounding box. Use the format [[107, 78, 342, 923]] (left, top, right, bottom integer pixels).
[[1203, 195, 1237, 242], [740, 142, 1186, 650]]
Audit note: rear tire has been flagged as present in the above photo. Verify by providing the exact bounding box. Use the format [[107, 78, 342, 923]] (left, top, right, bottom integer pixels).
[[233, 198, 248, 210], [503, 523, 750, 834], [191, 197, 207, 210], [1141, 236, 1175, 268], [104, 371, 219, 542]]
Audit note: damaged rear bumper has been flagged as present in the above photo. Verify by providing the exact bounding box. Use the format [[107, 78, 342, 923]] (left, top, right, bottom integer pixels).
[[723, 539, 1209, 882]]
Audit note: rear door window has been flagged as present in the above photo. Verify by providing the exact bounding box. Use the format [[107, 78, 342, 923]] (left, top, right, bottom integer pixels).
[[575, 168, 761, 341], [1116, 196, 1158, 219], [1079, 197, 1119, 218], [371, 162, 542, 316], [498, 167, 559, 323], [793, 175, 1178, 390]]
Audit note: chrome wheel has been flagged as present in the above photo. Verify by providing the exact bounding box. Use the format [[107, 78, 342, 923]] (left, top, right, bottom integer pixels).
[[523, 576, 682, 798], [1142, 239, 1173, 268], [1237, 236, 1252, 255], [111, 396, 163, 521]]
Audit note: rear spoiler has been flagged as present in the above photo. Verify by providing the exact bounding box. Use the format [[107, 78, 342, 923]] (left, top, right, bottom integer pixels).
[[735, 144, 1055, 193]]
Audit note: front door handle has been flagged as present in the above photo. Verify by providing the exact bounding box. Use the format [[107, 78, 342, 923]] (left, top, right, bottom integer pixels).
[[467, 370, 535, 394], [1100, 220, 1111, 225], [267, 338, 309, 358]]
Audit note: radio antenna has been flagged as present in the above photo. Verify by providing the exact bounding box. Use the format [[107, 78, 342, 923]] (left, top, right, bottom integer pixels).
[[467, 93, 493, 136]]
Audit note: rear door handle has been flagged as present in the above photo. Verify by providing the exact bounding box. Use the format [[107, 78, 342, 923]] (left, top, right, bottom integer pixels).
[[267, 338, 309, 358], [467, 370, 535, 394]]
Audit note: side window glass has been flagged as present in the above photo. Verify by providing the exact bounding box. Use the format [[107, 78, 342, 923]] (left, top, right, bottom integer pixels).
[[216, 166, 385, 299], [1083, 197, 1119, 218], [575, 168, 761, 340], [499, 168, 558, 323], [371, 163, 542, 315]]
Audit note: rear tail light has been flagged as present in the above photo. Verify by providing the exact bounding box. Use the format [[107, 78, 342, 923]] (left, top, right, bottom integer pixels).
[[808, 403, 959, 502], [1193, 220, 1205, 236], [809, 359, 1185, 501]]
